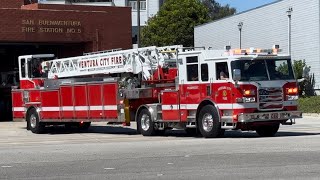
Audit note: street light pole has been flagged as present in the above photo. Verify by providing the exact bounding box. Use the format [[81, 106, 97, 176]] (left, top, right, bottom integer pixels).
[[238, 22, 243, 49], [287, 7, 293, 55], [137, 0, 141, 48]]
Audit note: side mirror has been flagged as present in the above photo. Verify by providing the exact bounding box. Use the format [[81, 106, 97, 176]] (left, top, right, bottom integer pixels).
[[233, 69, 241, 81]]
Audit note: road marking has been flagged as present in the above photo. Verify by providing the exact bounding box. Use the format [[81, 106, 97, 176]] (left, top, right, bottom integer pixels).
[[104, 168, 115, 170], [1, 166, 12, 168], [167, 163, 173, 165], [157, 174, 163, 176], [184, 155, 190, 157]]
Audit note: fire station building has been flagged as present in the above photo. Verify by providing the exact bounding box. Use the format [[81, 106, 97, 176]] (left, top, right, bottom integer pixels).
[[0, 0, 132, 120], [195, 0, 320, 89]]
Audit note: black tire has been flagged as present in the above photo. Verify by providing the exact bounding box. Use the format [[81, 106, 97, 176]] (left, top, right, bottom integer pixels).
[[26, 120, 30, 130], [27, 108, 45, 134], [197, 105, 222, 138], [256, 123, 280, 137], [137, 108, 155, 136]]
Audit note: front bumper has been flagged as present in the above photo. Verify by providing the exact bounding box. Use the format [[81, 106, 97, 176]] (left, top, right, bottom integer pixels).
[[238, 111, 302, 123]]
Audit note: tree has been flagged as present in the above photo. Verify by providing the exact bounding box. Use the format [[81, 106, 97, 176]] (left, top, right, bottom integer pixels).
[[292, 60, 315, 97], [141, 0, 210, 47], [201, 0, 236, 21]]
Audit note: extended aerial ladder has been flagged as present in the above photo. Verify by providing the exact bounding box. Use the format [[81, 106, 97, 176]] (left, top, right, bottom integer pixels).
[[41, 45, 182, 82]]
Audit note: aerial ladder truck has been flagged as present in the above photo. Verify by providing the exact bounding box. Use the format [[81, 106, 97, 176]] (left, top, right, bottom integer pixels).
[[12, 45, 302, 137]]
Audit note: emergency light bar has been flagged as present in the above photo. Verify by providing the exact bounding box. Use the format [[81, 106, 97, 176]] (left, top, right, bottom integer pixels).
[[231, 46, 282, 55]]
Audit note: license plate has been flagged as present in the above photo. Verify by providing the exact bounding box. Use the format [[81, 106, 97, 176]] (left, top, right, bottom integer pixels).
[[271, 113, 279, 119]]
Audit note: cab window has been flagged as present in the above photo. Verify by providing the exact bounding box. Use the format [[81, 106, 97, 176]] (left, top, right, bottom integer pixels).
[[201, 63, 208, 81], [186, 56, 198, 81], [216, 62, 229, 80]]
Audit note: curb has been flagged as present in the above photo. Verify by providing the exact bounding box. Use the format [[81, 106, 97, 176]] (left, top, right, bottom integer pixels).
[[303, 113, 320, 117], [12, 119, 25, 122]]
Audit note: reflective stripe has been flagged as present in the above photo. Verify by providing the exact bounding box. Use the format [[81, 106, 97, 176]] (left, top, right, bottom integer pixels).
[[62, 106, 73, 111], [12, 107, 25, 112], [103, 106, 118, 110], [42, 105, 118, 112], [218, 103, 258, 109], [179, 103, 258, 110], [41, 107, 60, 111], [180, 104, 198, 110], [74, 106, 89, 111], [162, 105, 179, 110]]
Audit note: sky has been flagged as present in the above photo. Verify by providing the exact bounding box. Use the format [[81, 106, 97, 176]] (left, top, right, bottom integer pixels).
[[217, 0, 278, 12]]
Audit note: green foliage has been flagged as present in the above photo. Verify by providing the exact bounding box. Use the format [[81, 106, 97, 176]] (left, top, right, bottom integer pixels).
[[201, 0, 236, 20], [292, 60, 315, 97], [298, 96, 320, 113], [293, 59, 306, 79], [141, 0, 235, 47], [277, 62, 288, 75]]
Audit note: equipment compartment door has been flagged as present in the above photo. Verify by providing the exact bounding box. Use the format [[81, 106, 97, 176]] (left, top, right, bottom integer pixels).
[[102, 83, 118, 119], [161, 90, 180, 121], [88, 84, 103, 119], [40, 90, 60, 119], [74, 85, 89, 119], [60, 86, 74, 119], [12, 91, 24, 118]]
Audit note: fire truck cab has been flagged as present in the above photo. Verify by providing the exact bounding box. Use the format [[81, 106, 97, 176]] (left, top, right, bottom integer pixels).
[[12, 46, 302, 138]]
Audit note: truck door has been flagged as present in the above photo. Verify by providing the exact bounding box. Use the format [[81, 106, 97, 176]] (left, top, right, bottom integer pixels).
[[179, 55, 201, 122], [161, 90, 180, 121], [212, 61, 233, 110]]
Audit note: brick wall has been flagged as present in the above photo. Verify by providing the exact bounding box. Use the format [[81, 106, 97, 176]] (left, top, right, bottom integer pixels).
[[0, 0, 23, 8], [0, 4, 132, 52]]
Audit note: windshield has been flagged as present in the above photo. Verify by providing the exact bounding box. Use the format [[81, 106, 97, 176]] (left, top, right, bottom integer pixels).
[[231, 59, 295, 81]]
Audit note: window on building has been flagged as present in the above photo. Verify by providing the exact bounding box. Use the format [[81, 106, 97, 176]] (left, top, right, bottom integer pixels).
[[128, 0, 146, 10]]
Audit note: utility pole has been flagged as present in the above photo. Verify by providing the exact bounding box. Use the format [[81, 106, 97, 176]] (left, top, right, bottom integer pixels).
[[238, 22, 243, 49], [137, 0, 141, 48], [287, 7, 293, 55]]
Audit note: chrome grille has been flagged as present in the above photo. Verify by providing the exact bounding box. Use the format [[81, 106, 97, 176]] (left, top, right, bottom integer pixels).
[[258, 87, 283, 110]]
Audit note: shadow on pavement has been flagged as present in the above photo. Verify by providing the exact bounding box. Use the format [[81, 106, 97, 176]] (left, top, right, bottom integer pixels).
[[45, 125, 139, 135], [34, 125, 320, 138], [162, 130, 320, 138]]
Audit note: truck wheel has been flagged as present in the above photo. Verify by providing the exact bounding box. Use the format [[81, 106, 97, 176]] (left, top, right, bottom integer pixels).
[[27, 108, 45, 134], [256, 123, 280, 137], [137, 108, 155, 136], [197, 105, 222, 138]]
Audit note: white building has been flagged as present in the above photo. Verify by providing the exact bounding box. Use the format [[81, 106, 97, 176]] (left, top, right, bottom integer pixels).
[[38, 0, 164, 44], [195, 0, 320, 88], [114, 0, 164, 44]]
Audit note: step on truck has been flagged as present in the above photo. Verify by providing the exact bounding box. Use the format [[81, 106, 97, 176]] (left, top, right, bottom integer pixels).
[[12, 45, 302, 137]]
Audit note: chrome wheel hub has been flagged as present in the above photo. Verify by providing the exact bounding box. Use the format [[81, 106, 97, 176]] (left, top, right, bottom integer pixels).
[[202, 113, 214, 132], [141, 114, 150, 131], [30, 114, 37, 129]]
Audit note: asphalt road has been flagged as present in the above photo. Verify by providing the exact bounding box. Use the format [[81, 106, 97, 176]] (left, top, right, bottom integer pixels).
[[0, 117, 320, 180]]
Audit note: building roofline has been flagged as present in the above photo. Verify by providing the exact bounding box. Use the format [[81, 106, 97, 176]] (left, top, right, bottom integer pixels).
[[195, 0, 283, 29]]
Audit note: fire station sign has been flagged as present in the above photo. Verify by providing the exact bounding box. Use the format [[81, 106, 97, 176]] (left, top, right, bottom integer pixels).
[[21, 19, 82, 34]]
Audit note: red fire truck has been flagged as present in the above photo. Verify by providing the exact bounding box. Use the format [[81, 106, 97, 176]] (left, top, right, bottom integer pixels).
[[11, 45, 302, 137]]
